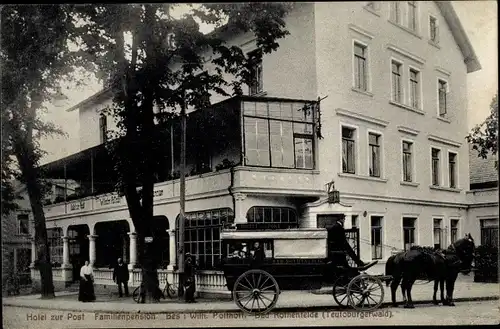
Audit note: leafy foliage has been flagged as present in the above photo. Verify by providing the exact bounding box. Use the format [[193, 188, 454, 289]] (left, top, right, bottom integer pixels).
[[1, 4, 94, 298], [466, 94, 498, 169], [72, 3, 291, 300], [73, 3, 292, 230], [474, 244, 498, 283]]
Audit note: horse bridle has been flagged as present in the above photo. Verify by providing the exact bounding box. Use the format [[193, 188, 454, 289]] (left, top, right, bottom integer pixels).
[[449, 242, 475, 271]]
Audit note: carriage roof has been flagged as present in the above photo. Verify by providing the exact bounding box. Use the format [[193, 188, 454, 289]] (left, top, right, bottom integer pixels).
[[221, 228, 328, 259], [221, 228, 327, 240]]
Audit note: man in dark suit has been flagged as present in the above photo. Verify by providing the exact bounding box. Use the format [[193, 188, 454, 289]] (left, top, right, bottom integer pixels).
[[113, 258, 129, 297], [184, 253, 197, 303], [327, 216, 367, 268]]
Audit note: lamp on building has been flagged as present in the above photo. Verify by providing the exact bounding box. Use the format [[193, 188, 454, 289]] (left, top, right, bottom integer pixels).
[[326, 180, 340, 204]]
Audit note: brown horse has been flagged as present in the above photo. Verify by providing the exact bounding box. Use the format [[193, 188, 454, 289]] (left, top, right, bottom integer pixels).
[[385, 234, 475, 308]]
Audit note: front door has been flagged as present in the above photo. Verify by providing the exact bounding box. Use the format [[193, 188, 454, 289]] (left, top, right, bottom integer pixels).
[[317, 214, 345, 229]]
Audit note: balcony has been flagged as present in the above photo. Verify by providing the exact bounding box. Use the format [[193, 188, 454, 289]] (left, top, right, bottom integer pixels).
[[40, 95, 322, 218], [233, 166, 322, 196]]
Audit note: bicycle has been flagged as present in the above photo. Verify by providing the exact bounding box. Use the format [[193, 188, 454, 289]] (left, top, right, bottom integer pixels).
[[133, 279, 178, 303]]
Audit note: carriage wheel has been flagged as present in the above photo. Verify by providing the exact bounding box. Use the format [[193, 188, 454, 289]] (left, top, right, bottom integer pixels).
[[332, 276, 350, 308], [232, 269, 280, 315], [346, 274, 384, 311]]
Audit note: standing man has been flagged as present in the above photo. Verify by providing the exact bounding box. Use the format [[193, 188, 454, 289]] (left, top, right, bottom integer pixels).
[[327, 216, 369, 269], [113, 258, 129, 297], [184, 253, 197, 303]]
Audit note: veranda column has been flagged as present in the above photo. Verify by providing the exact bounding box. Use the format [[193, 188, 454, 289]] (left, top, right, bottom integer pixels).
[[30, 237, 37, 286], [62, 236, 70, 266], [128, 232, 137, 270], [233, 193, 247, 224], [61, 236, 72, 284], [30, 237, 36, 267], [167, 229, 176, 270], [167, 229, 176, 285], [88, 235, 98, 266]]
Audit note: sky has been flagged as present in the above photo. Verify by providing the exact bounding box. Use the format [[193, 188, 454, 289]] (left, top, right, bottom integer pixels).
[[38, 1, 498, 165]]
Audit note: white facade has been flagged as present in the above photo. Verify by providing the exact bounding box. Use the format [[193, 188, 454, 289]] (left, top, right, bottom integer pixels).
[[33, 2, 490, 291]]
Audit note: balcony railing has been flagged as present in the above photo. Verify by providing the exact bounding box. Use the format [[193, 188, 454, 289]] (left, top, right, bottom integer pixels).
[[43, 167, 324, 219], [43, 169, 233, 218]]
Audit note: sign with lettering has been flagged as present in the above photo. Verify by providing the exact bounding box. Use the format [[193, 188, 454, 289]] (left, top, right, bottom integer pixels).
[[69, 201, 85, 211], [154, 189, 164, 198], [98, 194, 122, 207]]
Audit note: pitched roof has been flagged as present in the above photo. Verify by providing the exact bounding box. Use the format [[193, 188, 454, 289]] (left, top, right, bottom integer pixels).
[[469, 144, 498, 185], [435, 1, 481, 73], [66, 1, 482, 113]]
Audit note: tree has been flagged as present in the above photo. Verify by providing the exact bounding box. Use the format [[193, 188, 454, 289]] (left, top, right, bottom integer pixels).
[[74, 3, 292, 302], [466, 94, 498, 169], [1, 5, 91, 298]]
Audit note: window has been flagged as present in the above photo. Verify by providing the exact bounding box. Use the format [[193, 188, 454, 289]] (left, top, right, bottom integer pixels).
[[99, 115, 107, 144], [450, 219, 459, 243], [438, 79, 448, 117], [429, 16, 439, 43], [403, 217, 416, 251], [409, 69, 420, 109], [245, 117, 270, 166], [17, 214, 29, 235], [480, 219, 499, 247], [433, 218, 442, 249], [407, 1, 417, 31], [294, 124, 314, 169], [55, 185, 65, 198], [371, 216, 383, 259], [354, 43, 368, 91], [16, 248, 32, 286], [390, 2, 401, 24], [47, 228, 63, 265], [226, 240, 274, 261], [351, 215, 359, 229], [247, 207, 298, 228], [431, 148, 440, 186], [342, 126, 356, 174], [448, 152, 457, 188], [391, 61, 402, 103], [368, 132, 381, 177], [176, 208, 234, 270], [402, 141, 413, 182], [248, 50, 263, 95], [243, 101, 315, 169]]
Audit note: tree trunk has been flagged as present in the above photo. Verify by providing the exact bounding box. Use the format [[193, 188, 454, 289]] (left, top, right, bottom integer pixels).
[[15, 146, 54, 299], [122, 153, 159, 303]]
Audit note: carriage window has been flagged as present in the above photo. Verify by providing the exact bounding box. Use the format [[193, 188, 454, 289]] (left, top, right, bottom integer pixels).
[[246, 207, 298, 229], [176, 208, 234, 270], [403, 217, 416, 251], [226, 240, 273, 260]]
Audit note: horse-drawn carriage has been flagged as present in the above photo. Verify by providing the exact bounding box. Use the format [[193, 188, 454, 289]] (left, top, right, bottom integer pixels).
[[220, 226, 387, 314]]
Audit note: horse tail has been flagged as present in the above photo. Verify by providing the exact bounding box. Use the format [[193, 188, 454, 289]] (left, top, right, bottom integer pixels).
[[385, 255, 395, 286]]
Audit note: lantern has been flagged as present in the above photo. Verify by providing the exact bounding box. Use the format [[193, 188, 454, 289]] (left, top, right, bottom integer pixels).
[[326, 180, 340, 204]]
